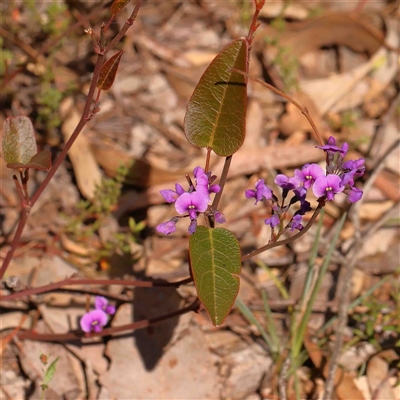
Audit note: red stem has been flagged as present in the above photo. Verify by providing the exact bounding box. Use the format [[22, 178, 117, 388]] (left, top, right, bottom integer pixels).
[[17, 298, 201, 342], [1, 277, 193, 301]]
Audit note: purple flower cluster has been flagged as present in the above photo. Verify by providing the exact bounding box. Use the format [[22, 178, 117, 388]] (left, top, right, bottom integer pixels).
[[245, 136, 364, 232], [80, 296, 116, 333], [156, 167, 224, 235]]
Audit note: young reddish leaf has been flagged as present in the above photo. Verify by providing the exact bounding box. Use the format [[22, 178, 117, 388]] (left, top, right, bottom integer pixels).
[[97, 50, 124, 91], [189, 226, 241, 326], [184, 38, 248, 157], [2, 116, 37, 165], [6, 151, 52, 171], [28, 151, 52, 170], [111, 0, 130, 16]]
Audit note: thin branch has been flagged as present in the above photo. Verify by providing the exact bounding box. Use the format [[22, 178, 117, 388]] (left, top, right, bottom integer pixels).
[[212, 155, 232, 211], [241, 203, 323, 261], [104, 0, 143, 54], [0, 277, 193, 302], [232, 69, 324, 146], [16, 298, 201, 342]]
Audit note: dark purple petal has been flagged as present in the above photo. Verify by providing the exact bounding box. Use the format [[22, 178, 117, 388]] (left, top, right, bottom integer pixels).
[[275, 174, 300, 191], [188, 219, 197, 234], [316, 136, 347, 155], [156, 220, 177, 235], [343, 158, 365, 178]]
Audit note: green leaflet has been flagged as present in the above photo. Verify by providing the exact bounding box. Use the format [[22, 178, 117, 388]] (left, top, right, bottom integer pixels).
[[184, 38, 248, 157], [189, 226, 241, 326]]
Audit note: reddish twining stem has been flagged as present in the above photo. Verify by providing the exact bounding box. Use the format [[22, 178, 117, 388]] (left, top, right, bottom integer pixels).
[[0, 1, 143, 281], [16, 298, 201, 342], [247, 0, 265, 46], [1, 277, 193, 301], [232, 69, 324, 146]]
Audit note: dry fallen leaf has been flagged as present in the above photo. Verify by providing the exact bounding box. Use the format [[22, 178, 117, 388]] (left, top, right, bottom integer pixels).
[[60, 97, 102, 200], [304, 330, 366, 400], [367, 354, 397, 400]]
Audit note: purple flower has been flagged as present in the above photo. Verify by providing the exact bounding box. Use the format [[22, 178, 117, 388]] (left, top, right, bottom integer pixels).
[[265, 215, 280, 228], [193, 166, 206, 178], [348, 187, 363, 203], [80, 309, 108, 333], [295, 164, 325, 189], [312, 175, 344, 201], [342, 158, 365, 186], [175, 191, 209, 221], [160, 183, 186, 203], [317, 136, 348, 156], [275, 174, 300, 191], [156, 166, 222, 235], [95, 296, 116, 315], [245, 179, 273, 204], [156, 219, 177, 235], [288, 214, 303, 231], [194, 166, 220, 195], [214, 211, 226, 224], [188, 219, 197, 234]]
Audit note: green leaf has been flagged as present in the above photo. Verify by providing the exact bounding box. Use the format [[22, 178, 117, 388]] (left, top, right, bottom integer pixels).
[[189, 226, 241, 326], [184, 38, 248, 157], [42, 356, 59, 386], [111, 0, 130, 16], [2, 116, 37, 165], [97, 50, 124, 91]]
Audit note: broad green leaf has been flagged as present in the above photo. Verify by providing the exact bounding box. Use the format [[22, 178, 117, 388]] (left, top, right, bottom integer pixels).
[[97, 50, 124, 90], [189, 226, 241, 326], [111, 0, 130, 16], [42, 356, 59, 386], [2, 116, 37, 165], [7, 150, 52, 171], [184, 38, 248, 157]]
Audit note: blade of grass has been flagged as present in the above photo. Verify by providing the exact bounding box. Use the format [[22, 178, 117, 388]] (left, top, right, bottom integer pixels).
[[261, 290, 281, 353], [291, 212, 346, 358], [257, 260, 290, 300], [299, 209, 325, 305], [235, 296, 278, 356]]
